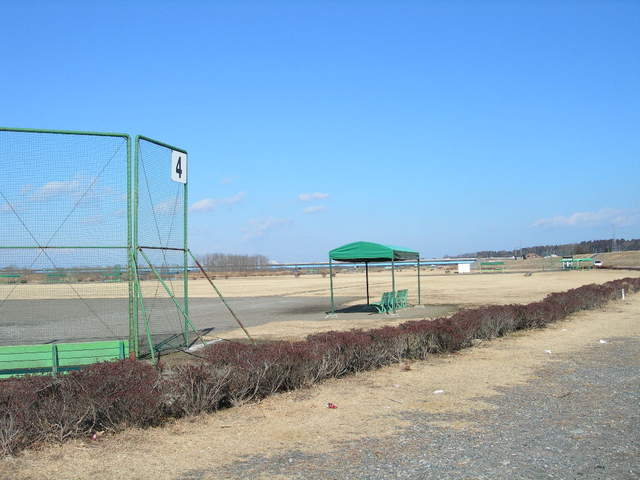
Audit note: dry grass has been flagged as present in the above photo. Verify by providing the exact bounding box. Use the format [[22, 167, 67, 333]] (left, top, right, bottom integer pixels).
[[3, 250, 639, 302], [474, 249, 640, 271], [3, 293, 639, 480], [214, 315, 423, 342], [3, 267, 638, 304], [213, 269, 639, 341]]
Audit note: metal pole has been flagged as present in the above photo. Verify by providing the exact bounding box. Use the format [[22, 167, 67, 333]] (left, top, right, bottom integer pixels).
[[0, 126, 129, 138], [183, 174, 189, 347], [125, 135, 135, 359], [329, 258, 335, 314], [391, 258, 396, 313], [138, 287, 155, 364], [365, 262, 370, 305], [130, 253, 156, 364], [417, 257, 421, 305], [132, 137, 140, 357], [189, 250, 254, 344]]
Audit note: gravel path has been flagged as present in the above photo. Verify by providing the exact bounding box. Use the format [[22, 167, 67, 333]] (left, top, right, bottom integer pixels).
[[201, 336, 640, 480]]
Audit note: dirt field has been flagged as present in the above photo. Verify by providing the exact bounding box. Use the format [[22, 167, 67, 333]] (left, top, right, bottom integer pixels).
[[3, 291, 638, 480], [213, 269, 640, 340], [3, 249, 640, 303], [3, 268, 637, 303], [2, 269, 639, 345]]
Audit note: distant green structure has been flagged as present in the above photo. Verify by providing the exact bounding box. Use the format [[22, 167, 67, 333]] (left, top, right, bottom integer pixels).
[[103, 265, 123, 282], [0, 273, 21, 284], [480, 261, 505, 272], [562, 257, 593, 270]]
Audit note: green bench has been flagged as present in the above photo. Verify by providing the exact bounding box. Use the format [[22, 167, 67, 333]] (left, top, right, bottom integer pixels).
[[371, 289, 409, 313], [0, 340, 129, 378], [396, 289, 408, 308]]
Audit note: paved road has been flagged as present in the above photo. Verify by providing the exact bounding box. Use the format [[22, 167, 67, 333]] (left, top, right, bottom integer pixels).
[[0, 296, 456, 345], [209, 336, 640, 480]]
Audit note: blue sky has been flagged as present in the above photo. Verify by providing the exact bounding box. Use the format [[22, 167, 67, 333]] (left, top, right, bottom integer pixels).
[[1, 1, 638, 261]]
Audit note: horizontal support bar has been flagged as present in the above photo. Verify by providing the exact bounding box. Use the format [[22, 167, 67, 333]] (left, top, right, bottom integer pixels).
[[138, 246, 187, 252], [136, 135, 187, 153], [0, 246, 128, 249], [0, 126, 129, 139]]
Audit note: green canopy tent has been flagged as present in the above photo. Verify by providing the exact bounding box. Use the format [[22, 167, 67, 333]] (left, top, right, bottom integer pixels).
[[328, 241, 421, 314]]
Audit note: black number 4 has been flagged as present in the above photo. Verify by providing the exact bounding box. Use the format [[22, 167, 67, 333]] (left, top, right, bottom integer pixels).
[[175, 157, 182, 178]]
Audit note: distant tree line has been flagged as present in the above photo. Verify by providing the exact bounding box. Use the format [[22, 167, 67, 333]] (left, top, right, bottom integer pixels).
[[450, 238, 640, 258], [197, 253, 270, 271]]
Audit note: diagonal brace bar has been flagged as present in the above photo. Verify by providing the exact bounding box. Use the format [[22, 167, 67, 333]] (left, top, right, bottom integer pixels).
[[137, 247, 205, 347], [188, 250, 255, 344]]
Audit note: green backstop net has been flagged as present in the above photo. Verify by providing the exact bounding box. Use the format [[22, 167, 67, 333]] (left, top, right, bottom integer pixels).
[[0, 128, 131, 346], [134, 136, 191, 355]]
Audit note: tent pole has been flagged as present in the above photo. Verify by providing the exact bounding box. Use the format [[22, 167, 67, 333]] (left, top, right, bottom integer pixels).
[[391, 258, 396, 313], [329, 258, 335, 314], [365, 261, 370, 305], [417, 257, 421, 305]]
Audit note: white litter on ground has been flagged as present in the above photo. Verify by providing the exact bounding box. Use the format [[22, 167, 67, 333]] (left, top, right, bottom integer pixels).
[[544, 350, 552, 354], [599, 339, 608, 344], [433, 389, 445, 394]]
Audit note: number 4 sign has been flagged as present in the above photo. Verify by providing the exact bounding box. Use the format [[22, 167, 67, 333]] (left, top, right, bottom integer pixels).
[[171, 150, 187, 184]]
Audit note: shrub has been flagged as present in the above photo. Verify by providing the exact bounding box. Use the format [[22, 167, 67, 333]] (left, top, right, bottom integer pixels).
[[0, 375, 56, 454], [0, 359, 160, 454], [163, 363, 232, 416], [2, 276, 639, 457], [202, 340, 325, 404], [66, 359, 162, 431]]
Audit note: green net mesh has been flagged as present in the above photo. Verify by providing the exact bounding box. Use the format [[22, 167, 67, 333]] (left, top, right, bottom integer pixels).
[[135, 137, 189, 354], [0, 129, 130, 346]]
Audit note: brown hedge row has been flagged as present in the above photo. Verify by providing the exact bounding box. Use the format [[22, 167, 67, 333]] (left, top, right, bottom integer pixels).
[[1, 277, 639, 456]]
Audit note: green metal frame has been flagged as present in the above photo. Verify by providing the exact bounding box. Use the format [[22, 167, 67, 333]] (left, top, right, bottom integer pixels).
[[133, 135, 190, 356], [1, 127, 197, 365], [1, 126, 134, 358], [0, 340, 130, 378]]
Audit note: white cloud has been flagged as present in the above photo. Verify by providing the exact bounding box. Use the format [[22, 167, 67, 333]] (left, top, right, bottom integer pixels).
[[303, 205, 327, 214], [81, 215, 104, 225], [532, 208, 640, 228], [243, 217, 291, 240], [298, 192, 329, 201], [31, 179, 82, 200], [27, 175, 120, 207], [154, 198, 180, 215], [189, 192, 246, 213]]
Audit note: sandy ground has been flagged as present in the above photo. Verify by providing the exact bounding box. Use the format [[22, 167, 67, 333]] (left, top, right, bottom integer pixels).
[[2, 269, 638, 345], [2, 269, 638, 304], [212, 269, 640, 341], [3, 249, 639, 303], [2, 291, 638, 480]]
